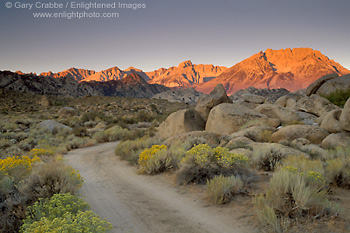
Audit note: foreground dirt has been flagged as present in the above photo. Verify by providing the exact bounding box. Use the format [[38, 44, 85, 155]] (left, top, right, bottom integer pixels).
[[65, 142, 257, 233]]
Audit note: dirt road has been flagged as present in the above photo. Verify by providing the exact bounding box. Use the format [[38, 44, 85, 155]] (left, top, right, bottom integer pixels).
[[65, 142, 257, 233]]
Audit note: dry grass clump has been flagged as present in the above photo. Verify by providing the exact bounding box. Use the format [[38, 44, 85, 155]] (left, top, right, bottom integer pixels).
[[206, 175, 243, 205]]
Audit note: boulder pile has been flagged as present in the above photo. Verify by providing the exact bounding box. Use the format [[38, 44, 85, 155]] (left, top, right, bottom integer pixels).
[[158, 76, 350, 150]]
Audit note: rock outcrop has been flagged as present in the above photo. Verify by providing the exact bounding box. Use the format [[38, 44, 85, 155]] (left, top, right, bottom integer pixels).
[[227, 126, 277, 143], [158, 109, 205, 139], [320, 109, 343, 133], [321, 132, 350, 148], [152, 88, 203, 105], [205, 103, 280, 135], [163, 131, 220, 147], [38, 120, 72, 132], [316, 74, 350, 96], [306, 73, 339, 96], [271, 125, 329, 144], [339, 98, 350, 131], [231, 87, 290, 103], [277, 94, 339, 117], [255, 104, 301, 124], [295, 95, 339, 117], [195, 84, 232, 121]]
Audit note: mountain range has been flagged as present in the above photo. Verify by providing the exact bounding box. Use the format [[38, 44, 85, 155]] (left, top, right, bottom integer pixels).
[[5, 48, 350, 96], [39, 61, 226, 87], [0, 71, 169, 98]]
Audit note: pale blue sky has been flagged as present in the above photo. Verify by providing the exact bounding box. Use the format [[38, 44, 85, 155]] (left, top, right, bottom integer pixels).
[[0, 0, 349, 73]]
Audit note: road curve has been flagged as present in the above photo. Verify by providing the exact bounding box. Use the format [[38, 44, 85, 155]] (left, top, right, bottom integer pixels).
[[65, 142, 257, 233]]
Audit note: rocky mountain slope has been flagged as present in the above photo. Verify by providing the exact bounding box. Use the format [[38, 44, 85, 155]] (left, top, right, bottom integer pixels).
[[147, 60, 227, 87], [194, 48, 349, 95], [0, 71, 169, 98]]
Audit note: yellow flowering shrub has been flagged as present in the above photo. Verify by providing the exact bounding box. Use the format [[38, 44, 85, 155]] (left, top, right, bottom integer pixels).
[[0, 155, 40, 182], [29, 148, 54, 158], [183, 144, 249, 168], [218, 153, 250, 168], [177, 144, 250, 185], [138, 145, 168, 174], [184, 144, 215, 167], [21, 193, 112, 233]]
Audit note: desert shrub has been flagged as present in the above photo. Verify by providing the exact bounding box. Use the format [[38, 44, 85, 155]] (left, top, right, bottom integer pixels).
[[11, 132, 28, 142], [324, 146, 350, 160], [138, 145, 170, 174], [4, 145, 24, 157], [322, 89, 350, 108], [0, 156, 40, 232], [29, 148, 55, 158], [137, 141, 191, 175], [251, 144, 295, 171], [135, 109, 156, 123], [254, 169, 340, 232], [23, 193, 89, 225], [167, 140, 191, 161], [36, 137, 64, 150], [81, 138, 97, 148], [282, 155, 324, 176], [72, 126, 89, 137], [206, 175, 243, 205], [65, 135, 87, 151], [177, 144, 250, 185], [115, 136, 161, 165], [20, 161, 83, 200], [18, 137, 37, 151], [254, 194, 288, 233], [0, 138, 15, 149], [0, 155, 40, 182], [92, 125, 129, 143], [121, 128, 156, 141], [81, 111, 115, 124], [323, 147, 350, 188], [83, 120, 99, 128], [2, 122, 18, 132], [325, 157, 350, 189], [21, 193, 112, 233]]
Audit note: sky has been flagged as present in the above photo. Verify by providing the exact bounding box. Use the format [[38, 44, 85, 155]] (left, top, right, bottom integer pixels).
[[0, 0, 349, 74]]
